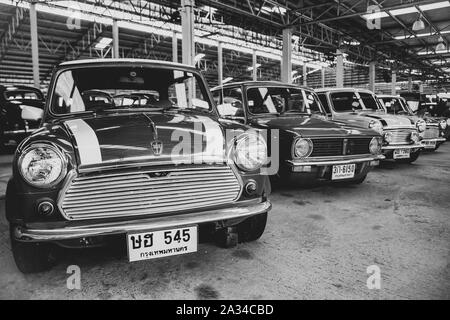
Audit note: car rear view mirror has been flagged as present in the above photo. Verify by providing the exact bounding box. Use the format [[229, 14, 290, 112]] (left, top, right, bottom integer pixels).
[[21, 105, 44, 121]]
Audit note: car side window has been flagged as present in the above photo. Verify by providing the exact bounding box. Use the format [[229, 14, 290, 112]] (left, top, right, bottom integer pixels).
[[215, 87, 245, 117], [318, 94, 331, 114]]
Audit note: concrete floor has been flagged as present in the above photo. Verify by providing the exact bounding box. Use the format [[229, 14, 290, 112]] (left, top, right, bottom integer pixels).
[[0, 144, 449, 300]]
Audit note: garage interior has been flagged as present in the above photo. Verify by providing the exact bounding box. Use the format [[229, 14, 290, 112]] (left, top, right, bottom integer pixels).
[[0, 0, 449, 299]]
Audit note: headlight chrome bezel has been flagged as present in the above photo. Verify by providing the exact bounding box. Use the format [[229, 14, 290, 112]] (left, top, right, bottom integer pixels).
[[369, 137, 382, 155], [416, 119, 426, 132], [18, 143, 67, 188], [292, 137, 313, 159], [383, 131, 393, 144], [232, 132, 267, 172], [439, 120, 447, 130]]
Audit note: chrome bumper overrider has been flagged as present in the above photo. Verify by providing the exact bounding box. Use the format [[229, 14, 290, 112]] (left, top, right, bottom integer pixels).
[[286, 154, 385, 167], [14, 199, 271, 242]]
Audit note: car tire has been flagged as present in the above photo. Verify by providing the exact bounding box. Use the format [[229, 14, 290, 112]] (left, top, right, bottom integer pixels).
[[396, 150, 420, 164], [10, 225, 55, 274], [236, 212, 268, 243]]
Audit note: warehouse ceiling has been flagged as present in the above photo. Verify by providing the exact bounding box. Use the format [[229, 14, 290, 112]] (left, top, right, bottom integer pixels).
[[0, 0, 449, 89]]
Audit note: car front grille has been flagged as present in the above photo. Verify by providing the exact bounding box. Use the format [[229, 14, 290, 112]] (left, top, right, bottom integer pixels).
[[59, 166, 242, 220], [386, 129, 414, 145], [423, 126, 439, 139], [310, 138, 371, 157]]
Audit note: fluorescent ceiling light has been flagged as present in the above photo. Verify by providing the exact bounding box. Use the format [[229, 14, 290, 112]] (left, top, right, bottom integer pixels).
[[362, 12, 389, 20], [419, 1, 450, 11], [94, 37, 112, 49], [389, 7, 418, 16], [194, 53, 205, 62], [222, 77, 233, 84], [394, 30, 450, 40], [247, 63, 261, 71]]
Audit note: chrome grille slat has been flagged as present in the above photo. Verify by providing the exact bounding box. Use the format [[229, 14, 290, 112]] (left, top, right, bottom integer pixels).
[[65, 181, 239, 198], [66, 199, 232, 220], [63, 187, 239, 206], [423, 126, 439, 139], [69, 173, 235, 190], [387, 129, 414, 145], [60, 166, 241, 220]]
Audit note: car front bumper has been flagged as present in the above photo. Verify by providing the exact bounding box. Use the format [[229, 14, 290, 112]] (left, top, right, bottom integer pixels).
[[286, 154, 385, 167], [381, 143, 422, 151], [420, 137, 446, 147], [13, 199, 271, 242]]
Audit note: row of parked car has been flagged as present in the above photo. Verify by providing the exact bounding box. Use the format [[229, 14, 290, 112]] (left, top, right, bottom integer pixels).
[[2, 58, 449, 273]]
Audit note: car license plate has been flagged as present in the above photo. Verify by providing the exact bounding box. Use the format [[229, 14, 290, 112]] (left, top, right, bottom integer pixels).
[[422, 140, 436, 149], [332, 164, 356, 180], [393, 148, 410, 159], [127, 226, 197, 262]]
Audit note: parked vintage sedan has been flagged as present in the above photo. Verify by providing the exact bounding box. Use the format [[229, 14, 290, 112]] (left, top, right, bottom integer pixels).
[[211, 81, 384, 185], [6, 59, 272, 273], [0, 85, 45, 150], [378, 95, 446, 151], [316, 88, 423, 163]]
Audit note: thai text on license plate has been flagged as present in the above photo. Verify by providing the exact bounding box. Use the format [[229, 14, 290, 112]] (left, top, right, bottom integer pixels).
[[393, 148, 410, 159], [332, 164, 356, 180]]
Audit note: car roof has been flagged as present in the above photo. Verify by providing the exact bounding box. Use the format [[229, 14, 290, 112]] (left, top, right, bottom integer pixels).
[[59, 58, 198, 72], [377, 94, 402, 98], [315, 87, 375, 94], [211, 80, 312, 91]]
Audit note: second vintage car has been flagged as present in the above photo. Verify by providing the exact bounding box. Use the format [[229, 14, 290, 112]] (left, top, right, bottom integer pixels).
[[211, 81, 384, 185], [317, 88, 423, 163], [0, 85, 45, 151], [6, 59, 272, 273], [378, 94, 446, 151]]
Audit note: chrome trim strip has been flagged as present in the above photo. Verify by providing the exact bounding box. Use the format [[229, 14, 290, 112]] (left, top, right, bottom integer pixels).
[[15, 200, 271, 241], [421, 138, 446, 143], [286, 154, 384, 166], [381, 144, 422, 150]]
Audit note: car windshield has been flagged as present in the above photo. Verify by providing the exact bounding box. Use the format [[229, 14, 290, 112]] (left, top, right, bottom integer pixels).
[[330, 91, 381, 112], [4, 88, 43, 101], [379, 97, 412, 115], [245, 86, 323, 115], [50, 66, 212, 115]]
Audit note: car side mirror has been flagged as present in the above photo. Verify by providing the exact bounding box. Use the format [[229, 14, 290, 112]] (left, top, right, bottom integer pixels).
[[21, 105, 44, 121]]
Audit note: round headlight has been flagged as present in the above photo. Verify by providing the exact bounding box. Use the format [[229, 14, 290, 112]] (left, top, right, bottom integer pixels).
[[233, 132, 267, 172], [446, 118, 450, 126], [368, 120, 383, 134], [293, 138, 313, 158], [18, 144, 66, 188], [369, 137, 381, 155], [410, 131, 420, 143], [383, 131, 393, 144], [416, 119, 426, 132], [439, 120, 447, 130]]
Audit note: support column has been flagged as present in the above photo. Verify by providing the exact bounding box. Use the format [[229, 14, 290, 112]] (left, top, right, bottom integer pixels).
[[391, 70, 397, 95], [252, 49, 257, 81], [218, 41, 223, 86], [112, 19, 119, 58], [321, 67, 326, 88], [336, 49, 344, 88], [303, 65, 307, 86], [408, 76, 413, 92], [281, 28, 292, 83], [30, 3, 40, 88], [369, 61, 376, 92], [181, 0, 195, 66], [419, 83, 424, 93], [172, 31, 178, 63]]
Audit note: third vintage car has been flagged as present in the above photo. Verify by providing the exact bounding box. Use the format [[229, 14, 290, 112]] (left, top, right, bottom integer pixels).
[[378, 94, 446, 151], [316, 88, 423, 163], [211, 81, 384, 185], [6, 59, 272, 273]]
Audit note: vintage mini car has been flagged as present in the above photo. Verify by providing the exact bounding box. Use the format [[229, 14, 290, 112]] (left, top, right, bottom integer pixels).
[[211, 81, 384, 185], [6, 59, 272, 273], [378, 95, 446, 151], [0, 85, 45, 150], [316, 88, 423, 163]]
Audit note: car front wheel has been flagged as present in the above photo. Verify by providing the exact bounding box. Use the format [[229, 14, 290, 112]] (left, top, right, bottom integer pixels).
[[10, 225, 55, 274]]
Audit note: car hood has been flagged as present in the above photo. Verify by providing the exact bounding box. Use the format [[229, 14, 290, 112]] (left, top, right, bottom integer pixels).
[[58, 112, 225, 168], [250, 115, 375, 137], [353, 110, 414, 127]]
